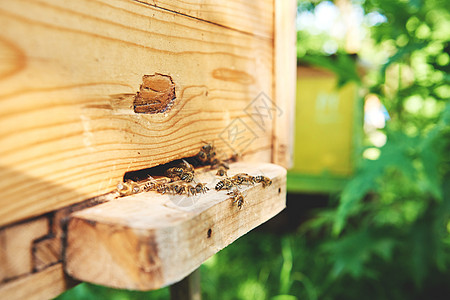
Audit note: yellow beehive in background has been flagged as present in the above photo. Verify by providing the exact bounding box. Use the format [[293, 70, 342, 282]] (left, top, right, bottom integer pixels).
[[288, 65, 361, 193]]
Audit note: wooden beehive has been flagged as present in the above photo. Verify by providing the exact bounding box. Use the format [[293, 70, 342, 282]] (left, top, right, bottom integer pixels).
[[0, 0, 296, 298]]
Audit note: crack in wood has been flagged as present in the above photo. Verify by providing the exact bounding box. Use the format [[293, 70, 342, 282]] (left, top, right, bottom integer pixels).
[[130, 0, 271, 40]]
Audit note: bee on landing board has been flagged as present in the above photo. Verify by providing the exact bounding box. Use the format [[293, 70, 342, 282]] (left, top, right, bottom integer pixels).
[[231, 173, 256, 186], [117, 180, 140, 196], [195, 183, 209, 194], [227, 190, 245, 209], [167, 159, 195, 183], [216, 166, 228, 177], [179, 171, 194, 183], [255, 175, 272, 188], [142, 176, 171, 192], [197, 142, 217, 165], [156, 183, 171, 194], [215, 178, 235, 191]]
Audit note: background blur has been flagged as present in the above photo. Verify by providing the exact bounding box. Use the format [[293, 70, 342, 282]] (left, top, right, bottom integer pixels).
[[57, 0, 449, 299]]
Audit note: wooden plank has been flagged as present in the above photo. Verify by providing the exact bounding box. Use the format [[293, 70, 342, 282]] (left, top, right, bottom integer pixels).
[[30, 191, 115, 272], [0, 217, 49, 282], [170, 268, 201, 300], [32, 237, 60, 272], [0, 0, 274, 227], [65, 162, 286, 290], [0, 190, 114, 299], [0, 264, 74, 300], [272, 0, 297, 168], [139, 0, 273, 39]]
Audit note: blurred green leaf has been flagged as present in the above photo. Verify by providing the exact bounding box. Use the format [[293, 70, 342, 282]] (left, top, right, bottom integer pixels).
[[301, 54, 361, 88], [271, 295, 298, 300]]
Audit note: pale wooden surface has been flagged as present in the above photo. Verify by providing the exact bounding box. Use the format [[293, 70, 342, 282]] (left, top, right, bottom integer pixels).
[[273, 0, 297, 168], [0, 264, 72, 300], [0, 0, 274, 227], [141, 0, 273, 39], [0, 190, 114, 281], [66, 162, 286, 290], [0, 0, 296, 297], [0, 218, 49, 282]]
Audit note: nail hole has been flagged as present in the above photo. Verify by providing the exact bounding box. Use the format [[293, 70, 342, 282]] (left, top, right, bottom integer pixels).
[[278, 187, 281, 194], [207, 228, 212, 238]]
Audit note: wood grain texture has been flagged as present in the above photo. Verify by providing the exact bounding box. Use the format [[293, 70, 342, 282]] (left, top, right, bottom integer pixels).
[[272, 0, 297, 168], [32, 237, 60, 272], [0, 189, 114, 297], [138, 0, 273, 38], [0, 264, 73, 300], [0, 0, 274, 227], [0, 217, 49, 282], [65, 162, 286, 290]]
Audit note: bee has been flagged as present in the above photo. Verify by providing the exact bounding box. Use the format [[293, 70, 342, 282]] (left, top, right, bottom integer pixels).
[[117, 180, 140, 196], [197, 150, 208, 163], [210, 158, 220, 168], [211, 158, 229, 169], [231, 173, 255, 186], [228, 152, 240, 162], [174, 184, 188, 195], [195, 183, 209, 194], [180, 171, 195, 183], [142, 176, 171, 192], [180, 159, 194, 172], [156, 183, 171, 194], [227, 190, 245, 209], [216, 166, 228, 176], [215, 178, 235, 191], [167, 159, 195, 182], [187, 184, 198, 196], [142, 181, 157, 191], [255, 175, 272, 187], [197, 142, 216, 164], [166, 167, 184, 179]]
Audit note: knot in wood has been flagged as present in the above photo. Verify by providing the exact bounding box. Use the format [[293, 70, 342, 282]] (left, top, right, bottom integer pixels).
[[133, 73, 176, 114]]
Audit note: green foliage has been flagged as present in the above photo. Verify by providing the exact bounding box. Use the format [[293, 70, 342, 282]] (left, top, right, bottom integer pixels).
[[55, 282, 169, 300], [297, 0, 450, 298], [301, 53, 361, 87]]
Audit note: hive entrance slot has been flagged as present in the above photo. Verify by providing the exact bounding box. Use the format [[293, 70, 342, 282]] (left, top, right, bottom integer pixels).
[[123, 156, 200, 182]]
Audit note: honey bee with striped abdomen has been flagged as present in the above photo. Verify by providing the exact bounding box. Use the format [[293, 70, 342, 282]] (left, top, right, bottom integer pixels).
[[255, 175, 272, 188], [215, 178, 235, 191], [216, 166, 228, 176], [167, 159, 195, 182], [195, 183, 209, 194], [231, 173, 256, 186], [227, 190, 245, 209]]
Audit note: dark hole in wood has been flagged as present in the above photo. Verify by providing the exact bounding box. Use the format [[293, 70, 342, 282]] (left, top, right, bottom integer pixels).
[[207, 228, 212, 238], [278, 187, 281, 194], [123, 156, 201, 182]]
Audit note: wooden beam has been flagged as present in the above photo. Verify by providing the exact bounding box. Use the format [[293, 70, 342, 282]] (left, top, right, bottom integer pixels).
[[65, 162, 286, 290], [272, 0, 297, 168], [0, 0, 274, 227], [0, 217, 49, 282], [0, 264, 75, 300]]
